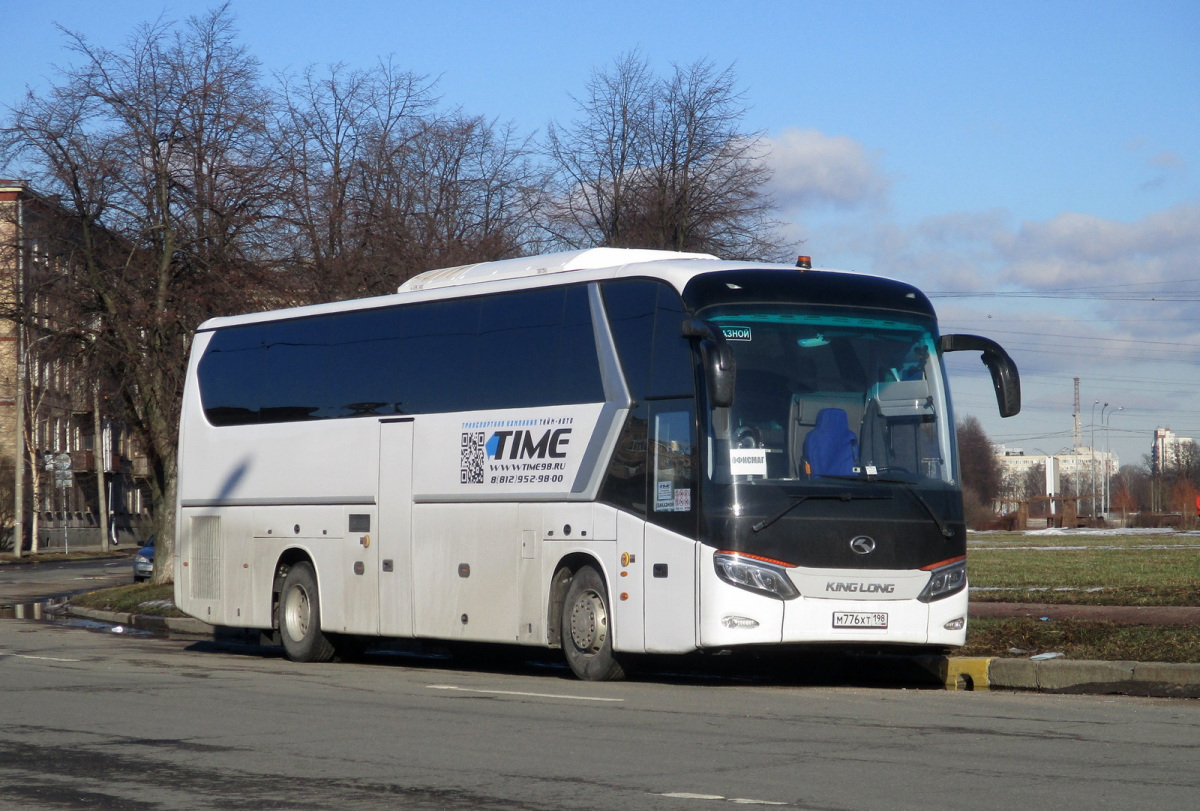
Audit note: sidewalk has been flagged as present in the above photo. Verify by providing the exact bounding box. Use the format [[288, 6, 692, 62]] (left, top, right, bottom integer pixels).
[[0, 548, 134, 565]]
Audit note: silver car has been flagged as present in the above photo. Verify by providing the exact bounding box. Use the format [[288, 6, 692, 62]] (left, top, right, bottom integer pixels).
[[133, 536, 155, 582]]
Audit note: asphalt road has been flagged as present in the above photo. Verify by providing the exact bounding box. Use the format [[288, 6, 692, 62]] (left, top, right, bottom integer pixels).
[[1, 619, 1197, 810], [0, 554, 135, 608]]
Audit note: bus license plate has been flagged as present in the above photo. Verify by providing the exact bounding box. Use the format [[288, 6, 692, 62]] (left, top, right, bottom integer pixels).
[[833, 612, 888, 629]]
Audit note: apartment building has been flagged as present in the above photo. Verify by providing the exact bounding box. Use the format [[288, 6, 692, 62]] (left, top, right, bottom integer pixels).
[[1151, 427, 1195, 474], [0, 180, 150, 552]]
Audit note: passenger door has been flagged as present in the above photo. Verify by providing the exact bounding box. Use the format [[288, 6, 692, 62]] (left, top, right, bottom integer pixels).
[[643, 401, 699, 652]]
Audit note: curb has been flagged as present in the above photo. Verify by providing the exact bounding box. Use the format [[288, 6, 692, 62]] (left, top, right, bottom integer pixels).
[[928, 656, 1200, 698], [983, 657, 1200, 698], [56, 605, 226, 638]]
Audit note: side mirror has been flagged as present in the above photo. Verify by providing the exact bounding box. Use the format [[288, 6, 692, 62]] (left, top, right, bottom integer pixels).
[[939, 333, 1021, 418], [682, 318, 736, 408]]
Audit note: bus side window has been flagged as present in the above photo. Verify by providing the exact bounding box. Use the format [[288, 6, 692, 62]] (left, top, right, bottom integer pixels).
[[603, 403, 649, 517], [600, 281, 698, 525], [601, 279, 694, 400], [648, 402, 698, 537]]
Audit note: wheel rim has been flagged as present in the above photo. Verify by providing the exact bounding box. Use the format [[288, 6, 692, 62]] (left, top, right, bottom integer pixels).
[[568, 588, 608, 655], [283, 583, 311, 642]]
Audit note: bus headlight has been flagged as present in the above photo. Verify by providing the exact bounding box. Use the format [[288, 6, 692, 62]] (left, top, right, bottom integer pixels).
[[714, 552, 800, 600], [918, 558, 967, 602]]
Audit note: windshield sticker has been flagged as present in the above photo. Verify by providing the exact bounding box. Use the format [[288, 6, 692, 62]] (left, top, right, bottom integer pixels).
[[674, 488, 692, 511], [721, 325, 752, 341], [656, 480, 675, 511], [730, 449, 767, 476], [655, 481, 692, 512]]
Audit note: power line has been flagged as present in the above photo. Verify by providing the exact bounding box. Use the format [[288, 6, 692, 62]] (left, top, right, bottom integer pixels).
[[941, 326, 1200, 350]]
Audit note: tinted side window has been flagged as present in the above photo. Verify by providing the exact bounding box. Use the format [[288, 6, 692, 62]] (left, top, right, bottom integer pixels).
[[198, 327, 265, 426], [602, 280, 695, 400], [324, 307, 409, 417], [598, 399, 699, 534], [649, 286, 695, 398], [197, 284, 604, 425], [402, 296, 482, 413], [602, 280, 656, 401], [258, 318, 330, 422], [477, 288, 566, 410], [557, 285, 606, 405]]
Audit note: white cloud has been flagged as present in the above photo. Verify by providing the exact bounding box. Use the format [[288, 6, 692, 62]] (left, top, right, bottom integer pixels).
[[999, 202, 1200, 289], [1149, 150, 1185, 171], [765, 128, 890, 211]]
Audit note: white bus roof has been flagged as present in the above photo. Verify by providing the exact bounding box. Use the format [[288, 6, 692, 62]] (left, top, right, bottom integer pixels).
[[398, 248, 718, 292], [196, 248, 852, 332]]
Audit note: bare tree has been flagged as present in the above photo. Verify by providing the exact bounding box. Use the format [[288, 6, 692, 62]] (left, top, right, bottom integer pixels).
[[359, 112, 542, 290], [1, 5, 279, 581], [956, 416, 1001, 508], [1110, 464, 1146, 517], [543, 52, 787, 259], [635, 59, 780, 257], [543, 52, 655, 250], [275, 63, 541, 301], [274, 60, 435, 301]]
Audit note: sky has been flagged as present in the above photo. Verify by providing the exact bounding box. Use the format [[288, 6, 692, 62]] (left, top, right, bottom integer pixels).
[[3, 0, 1199, 471]]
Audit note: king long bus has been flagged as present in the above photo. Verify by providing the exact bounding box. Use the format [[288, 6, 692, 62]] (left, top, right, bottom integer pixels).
[[174, 248, 1019, 680]]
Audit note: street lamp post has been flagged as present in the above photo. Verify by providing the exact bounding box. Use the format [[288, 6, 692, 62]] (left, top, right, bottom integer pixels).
[[1090, 400, 1101, 519], [1099, 404, 1110, 517]]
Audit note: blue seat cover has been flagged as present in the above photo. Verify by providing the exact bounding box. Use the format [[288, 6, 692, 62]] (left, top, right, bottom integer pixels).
[[804, 408, 858, 475]]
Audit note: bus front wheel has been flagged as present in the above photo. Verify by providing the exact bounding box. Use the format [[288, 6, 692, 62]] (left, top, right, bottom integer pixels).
[[278, 561, 335, 663], [561, 565, 625, 681]]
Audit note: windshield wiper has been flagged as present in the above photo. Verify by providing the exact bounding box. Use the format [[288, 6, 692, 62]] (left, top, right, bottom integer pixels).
[[867, 477, 955, 538], [751, 491, 892, 533]]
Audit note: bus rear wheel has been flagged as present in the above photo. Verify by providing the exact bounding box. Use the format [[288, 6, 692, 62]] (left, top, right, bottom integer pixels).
[[278, 561, 335, 663], [561, 565, 625, 681]]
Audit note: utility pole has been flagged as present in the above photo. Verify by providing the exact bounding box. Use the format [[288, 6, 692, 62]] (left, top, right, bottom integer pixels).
[[1090, 400, 1101, 519], [12, 189, 25, 558]]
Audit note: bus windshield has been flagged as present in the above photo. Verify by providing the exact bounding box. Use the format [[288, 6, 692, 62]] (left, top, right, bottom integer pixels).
[[702, 306, 958, 491]]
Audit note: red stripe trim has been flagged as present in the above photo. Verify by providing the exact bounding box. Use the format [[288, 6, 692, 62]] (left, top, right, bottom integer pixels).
[[716, 550, 796, 568], [921, 555, 966, 571]]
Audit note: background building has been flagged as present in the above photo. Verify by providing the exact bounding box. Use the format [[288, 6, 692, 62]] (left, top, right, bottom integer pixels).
[[1, 180, 150, 552], [1152, 428, 1194, 475], [994, 444, 1119, 519]]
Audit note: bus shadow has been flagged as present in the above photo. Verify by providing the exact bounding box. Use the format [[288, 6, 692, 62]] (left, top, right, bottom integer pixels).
[[183, 633, 949, 689]]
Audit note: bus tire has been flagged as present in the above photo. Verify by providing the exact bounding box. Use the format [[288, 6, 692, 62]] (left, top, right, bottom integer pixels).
[[278, 561, 335, 663], [561, 564, 625, 681]]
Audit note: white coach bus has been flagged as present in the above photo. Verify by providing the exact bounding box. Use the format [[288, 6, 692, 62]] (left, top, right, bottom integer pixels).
[[174, 248, 1019, 680]]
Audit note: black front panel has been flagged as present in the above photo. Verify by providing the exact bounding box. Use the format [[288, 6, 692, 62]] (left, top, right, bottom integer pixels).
[[702, 481, 965, 569]]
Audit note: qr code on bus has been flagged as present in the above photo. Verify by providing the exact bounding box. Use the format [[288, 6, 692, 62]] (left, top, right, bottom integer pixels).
[[460, 431, 486, 484]]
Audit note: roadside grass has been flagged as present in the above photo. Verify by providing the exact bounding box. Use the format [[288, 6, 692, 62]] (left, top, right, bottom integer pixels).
[[968, 531, 1200, 606], [69, 583, 185, 618], [961, 618, 1200, 664], [964, 531, 1200, 662]]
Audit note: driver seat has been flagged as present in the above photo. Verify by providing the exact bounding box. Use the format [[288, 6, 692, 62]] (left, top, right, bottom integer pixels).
[[803, 408, 858, 475]]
